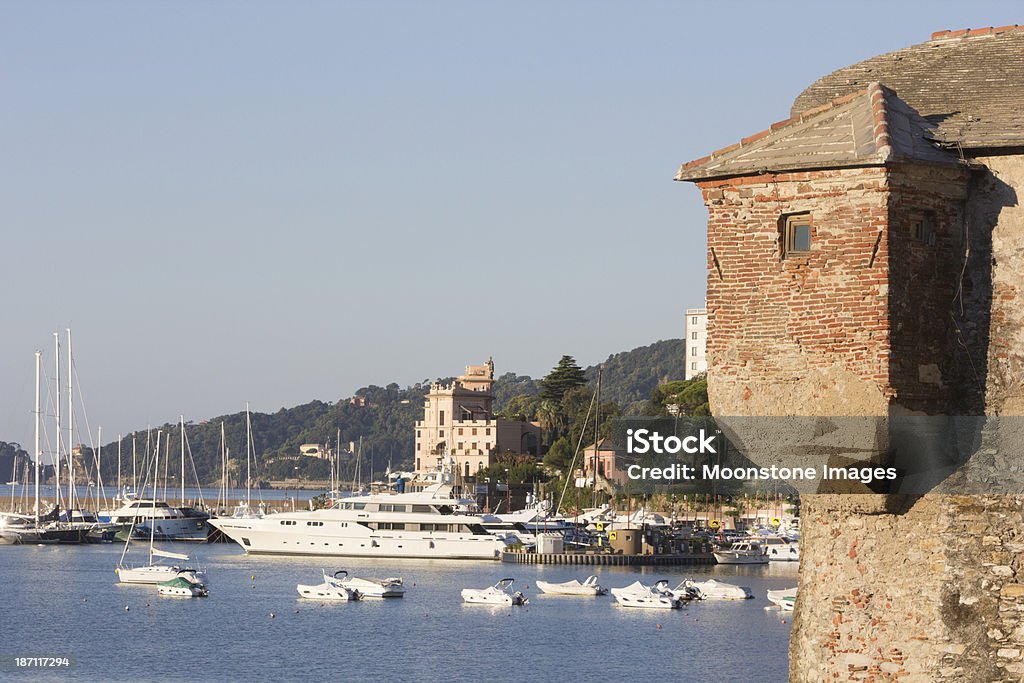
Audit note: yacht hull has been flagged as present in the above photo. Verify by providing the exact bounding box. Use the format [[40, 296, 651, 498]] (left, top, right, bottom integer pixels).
[[209, 518, 504, 560]]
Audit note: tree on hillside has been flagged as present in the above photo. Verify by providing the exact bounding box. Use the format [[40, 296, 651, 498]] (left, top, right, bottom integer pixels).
[[539, 355, 587, 403], [647, 376, 710, 416]]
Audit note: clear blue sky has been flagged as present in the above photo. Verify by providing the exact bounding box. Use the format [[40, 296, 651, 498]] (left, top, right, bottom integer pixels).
[[1, 2, 1016, 450]]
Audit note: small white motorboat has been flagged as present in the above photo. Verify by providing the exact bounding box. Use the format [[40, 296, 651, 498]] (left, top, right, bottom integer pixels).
[[335, 571, 405, 598], [765, 542, 800, 562], [672, 578, 753, 601], [767, 586, 797, 611], [610, 581, 680, 609], [536, 575, 607, 596], [157, 575, 208, 598], [713, 541, 769, 565], [296, 570, 362, 601], [461, 578, 528, 606]]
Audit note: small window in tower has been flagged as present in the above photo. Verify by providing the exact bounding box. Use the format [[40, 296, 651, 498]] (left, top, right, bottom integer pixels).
[[439, 410, 445, 426], [691, 331, 697, 340], [691, 346, 697, 357], [910, 212, 935, 245], [782, 213, 812, 257]]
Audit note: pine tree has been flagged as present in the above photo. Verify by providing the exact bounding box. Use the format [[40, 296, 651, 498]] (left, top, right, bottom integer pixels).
[[539, 355, 587, 403]]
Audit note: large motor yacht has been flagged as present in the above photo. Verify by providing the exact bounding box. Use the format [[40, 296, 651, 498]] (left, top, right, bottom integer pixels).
[[209, 477, 512, 560]]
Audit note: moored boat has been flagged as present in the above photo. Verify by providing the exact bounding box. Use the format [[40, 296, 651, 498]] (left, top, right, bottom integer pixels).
[[610, 581, 679, 609], [767, 586, 797, 611], [461, 578, 528, 606], [157, 575, 208, 598], [296, 570, 361, 601], [336, 571, 405, 598], [713, 541, 769, 565], [535, 575, 607, 596], [208, 469, 512, 560], [675, 578, 753, 600]]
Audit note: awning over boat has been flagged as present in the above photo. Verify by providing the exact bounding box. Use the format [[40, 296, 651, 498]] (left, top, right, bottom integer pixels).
[[152, 548, 190, 560]]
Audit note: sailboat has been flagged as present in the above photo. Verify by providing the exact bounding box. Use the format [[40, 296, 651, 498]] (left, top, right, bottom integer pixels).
[[229, 404, 264, 518], [116, 431, 206, 586]]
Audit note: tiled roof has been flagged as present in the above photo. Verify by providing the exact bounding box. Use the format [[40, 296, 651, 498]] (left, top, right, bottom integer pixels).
[[675, 83, 959, 182], [792, 26, 1024, 149]]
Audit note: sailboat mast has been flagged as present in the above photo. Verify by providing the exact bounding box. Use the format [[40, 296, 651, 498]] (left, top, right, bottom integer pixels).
[[34, 351, 41, 522], [245, 403, 252, 507], [117, 434, 122, 495], [180, 416, 185, 505], [132, 436, 137, 494], [151, 431, 160, 560], [219, 422, 227, 509], [53, 333, 61, 510], [67, 328, 74, 509], [593, 367, 601, 509], [96, 426, 102, 509]]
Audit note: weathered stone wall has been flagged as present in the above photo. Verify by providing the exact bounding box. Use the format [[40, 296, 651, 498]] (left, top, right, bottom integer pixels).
[[695, 156, 1024, 682], [969, 154, 1024, 415], [697, 167, 892, 418]]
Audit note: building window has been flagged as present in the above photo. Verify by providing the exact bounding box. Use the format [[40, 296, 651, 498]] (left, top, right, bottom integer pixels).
[[691, 316, 697, 325], [439, 410, 445, 426], [910, 212, 935, 245], [691, 346, 697, 356], [458, 427, 463, 435], [485, 428, 491, 436], [472, 427, 477, 436], [691, 331, 698, 340], [782, 213, 812, 256], [439, 430, 444, 438], [691, 362, 697, 370]]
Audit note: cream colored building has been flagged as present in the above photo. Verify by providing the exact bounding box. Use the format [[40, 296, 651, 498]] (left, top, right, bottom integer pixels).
[[685, 307, 707, 379], [414, 359, 540, 478]]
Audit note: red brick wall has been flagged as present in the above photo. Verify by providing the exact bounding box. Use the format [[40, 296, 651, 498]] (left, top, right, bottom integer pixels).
[[697, 168, 893, 415], [697, 164, 971, 416]]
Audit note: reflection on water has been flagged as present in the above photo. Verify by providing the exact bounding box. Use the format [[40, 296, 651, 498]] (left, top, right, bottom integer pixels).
[[2, 544, 792, 682]]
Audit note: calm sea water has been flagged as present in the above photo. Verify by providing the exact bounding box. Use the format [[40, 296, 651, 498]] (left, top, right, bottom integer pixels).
[[0, 541, 793, 682]]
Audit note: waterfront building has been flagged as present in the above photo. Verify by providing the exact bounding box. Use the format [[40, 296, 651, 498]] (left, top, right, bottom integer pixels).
[[577, 438, 629, 488], [675, 26, 1024, 681], [414, 359, 540, 478], [684, 307, 707, 379]]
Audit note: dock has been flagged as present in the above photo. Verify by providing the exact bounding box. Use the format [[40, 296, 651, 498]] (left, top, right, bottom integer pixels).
[[502, 552, 716, 566]]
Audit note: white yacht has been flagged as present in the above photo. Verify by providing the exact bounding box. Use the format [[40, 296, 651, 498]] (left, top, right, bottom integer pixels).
[[105, 496, 210, 542], [713, 541, 770, 565], [208, 479, 513, 560]]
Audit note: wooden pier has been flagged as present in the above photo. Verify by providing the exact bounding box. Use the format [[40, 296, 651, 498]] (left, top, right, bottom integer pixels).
[[502, 551, 716, 566]]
